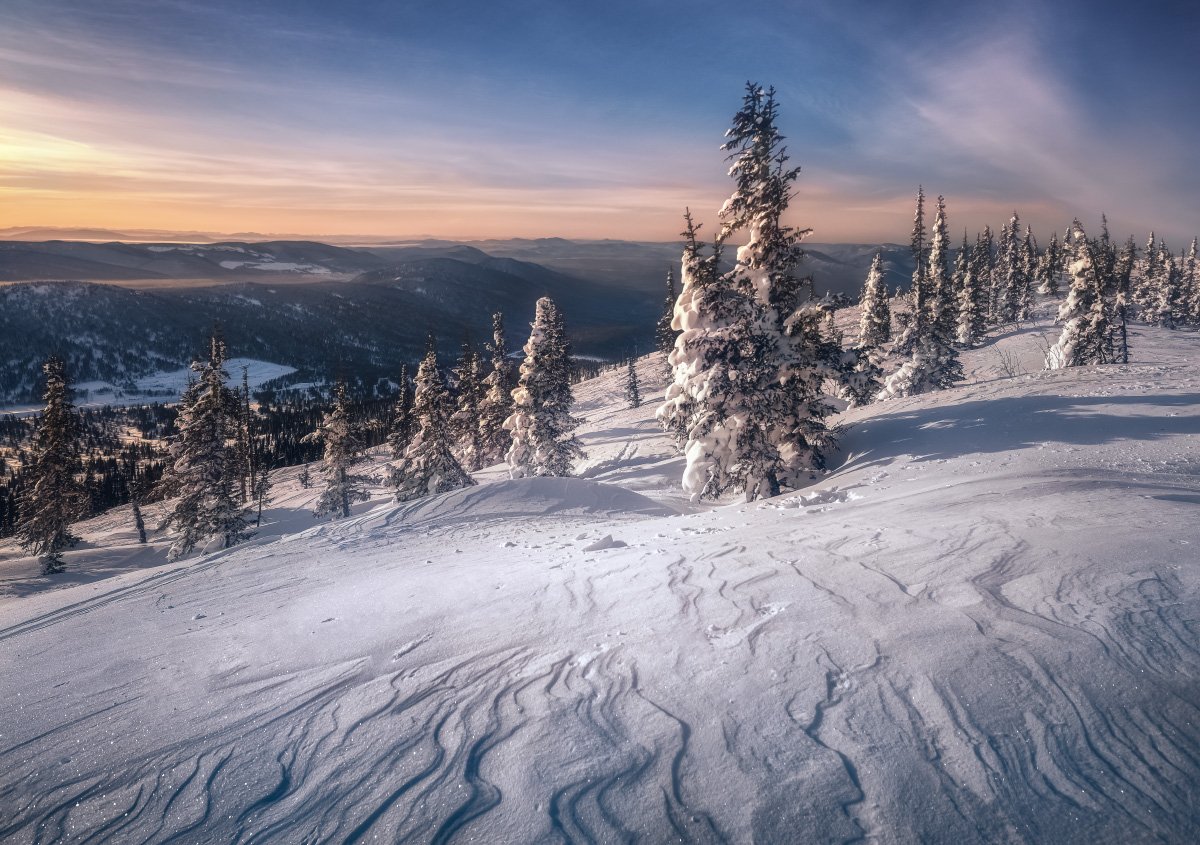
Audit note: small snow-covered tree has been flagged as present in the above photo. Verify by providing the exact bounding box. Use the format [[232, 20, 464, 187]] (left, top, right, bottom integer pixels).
[[879, 196, 962, 399], [505, 297, 585, 478], [956, 232, 988, 347], [1184, 237, 1200, 324], [450, 338, 486, 471], [1036, 230, 1062, 296], [857, 251, 891, 348], [395, 342, 476, 501], [163, 335, 249, 559], [1111, 236, 1136, 364], [310, 382, 371, 519], [16, 357, 87, 573], [624, 356, 642, 408], [477, 312, 514, 466], [1046, 221, 1110, 369], [656, 267, 679, 358], [1133, 232, 1159, 311], [387, 363, 415, 459]]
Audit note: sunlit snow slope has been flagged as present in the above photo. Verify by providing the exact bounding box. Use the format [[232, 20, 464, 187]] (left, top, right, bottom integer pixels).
[[1, 319, 1199, 843]]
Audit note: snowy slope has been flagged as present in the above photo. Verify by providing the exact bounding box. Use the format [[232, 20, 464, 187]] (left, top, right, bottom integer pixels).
[[1, 323, 1199, 843]]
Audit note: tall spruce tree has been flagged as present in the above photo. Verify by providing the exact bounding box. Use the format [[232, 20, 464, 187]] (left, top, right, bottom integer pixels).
[[659, 85, 835, 500], [387, 363, 415, 459], [477, 312, 514, 466], [893, 187, 928, 357], [395, 342, 476, 501], [857, 251, 891, 348], [163, 335, 248, 559], [310, 382, 371, 519], [16, 357, 87, 573], [505, 297, 585, 478]]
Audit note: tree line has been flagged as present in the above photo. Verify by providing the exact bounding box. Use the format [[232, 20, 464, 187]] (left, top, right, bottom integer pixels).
[[8, 299, 585, 572]]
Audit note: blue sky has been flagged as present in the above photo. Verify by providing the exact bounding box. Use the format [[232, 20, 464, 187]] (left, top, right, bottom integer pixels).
[[1, 0, 1197, 243]]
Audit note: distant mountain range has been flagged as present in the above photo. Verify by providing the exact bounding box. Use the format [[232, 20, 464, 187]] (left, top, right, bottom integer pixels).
[[0, 237, 916, 403]]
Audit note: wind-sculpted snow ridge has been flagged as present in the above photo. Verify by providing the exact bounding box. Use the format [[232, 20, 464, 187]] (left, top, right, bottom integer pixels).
[[2, 328, 1200, 842]]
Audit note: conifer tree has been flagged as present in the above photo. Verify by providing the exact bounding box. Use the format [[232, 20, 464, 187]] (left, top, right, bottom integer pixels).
[[395, 342, 476, 501], [957, 232, 988, 347], [659, 85, 835, 499], [16, 357, 87, 573], [1015, 227, 1036, 320], [856, 252, 891, 348], [162, 335, 248, 559], [505, 297, 585, 478], [310, 382, 371, 519], [880, 197, 962, 399], [1185, 237, 1200, 323], [450, 338, 486, 470], [893, 187, 928, 357], [656, 267, 679, 358], [1111, 236, 1136, 363], [1037, 230, 1062, 296], [1134, 232, 1159, 310], [624, 356, 642, 408], [387, 363, 415, 459], [996, 212, 1026, 323], [1047, 221, 1111, 369], [477, 312, 514, 466]]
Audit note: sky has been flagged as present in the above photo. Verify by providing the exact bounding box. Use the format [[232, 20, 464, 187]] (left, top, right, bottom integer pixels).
[[1, 0, 1198, 244]]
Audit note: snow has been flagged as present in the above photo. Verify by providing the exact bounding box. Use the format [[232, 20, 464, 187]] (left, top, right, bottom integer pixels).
[[0, 359, 296, 415], [2, 322, 1199, 842]]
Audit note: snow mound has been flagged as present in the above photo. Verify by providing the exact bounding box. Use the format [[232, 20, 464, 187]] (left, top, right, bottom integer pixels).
[[391, 476, 678, 524]]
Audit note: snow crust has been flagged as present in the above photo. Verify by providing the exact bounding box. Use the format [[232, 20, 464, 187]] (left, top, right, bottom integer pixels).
[[2, 328, 1200, 842]]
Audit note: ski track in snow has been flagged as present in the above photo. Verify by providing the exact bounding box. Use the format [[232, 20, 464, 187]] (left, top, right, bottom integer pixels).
[[2, 326, 1200, 842]]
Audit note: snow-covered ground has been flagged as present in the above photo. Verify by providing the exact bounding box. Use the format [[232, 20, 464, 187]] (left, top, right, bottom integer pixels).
[[0, 359, 296, 416], [1, 316, 1199, 842]]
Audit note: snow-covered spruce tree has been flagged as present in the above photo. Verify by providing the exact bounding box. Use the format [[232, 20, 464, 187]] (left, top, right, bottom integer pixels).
[[505, 297, 585, 478], [1185, 237, 1200, 323], [163, 335, 248, 559], [310, 382, 372, 519], [1156, 243, 1183, 328], [893, 186, 928, 357], [16, 357, 87, 574], [1046, 221, 1111, 369], [1037, 230, 1062, 295], [477, 312, 514, 466], [657, 214, 771, 497], [857, 251, 891, 348], [657, 211, 713, 452], [994, 212, 1026, 324], [656, 267, 679, 358], [450, 339, 486, 471], [956, 232, 987, 347], [1111, 236, 1136, 364], [879, 196, 962, 399], [1134, 232, 1159, 311], [1016, 227, 1037, 321], [660, 85, 836, 500], [387, 363, 415, 459], [624, 356, 642, 408], [394, 342, 476, 501]]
